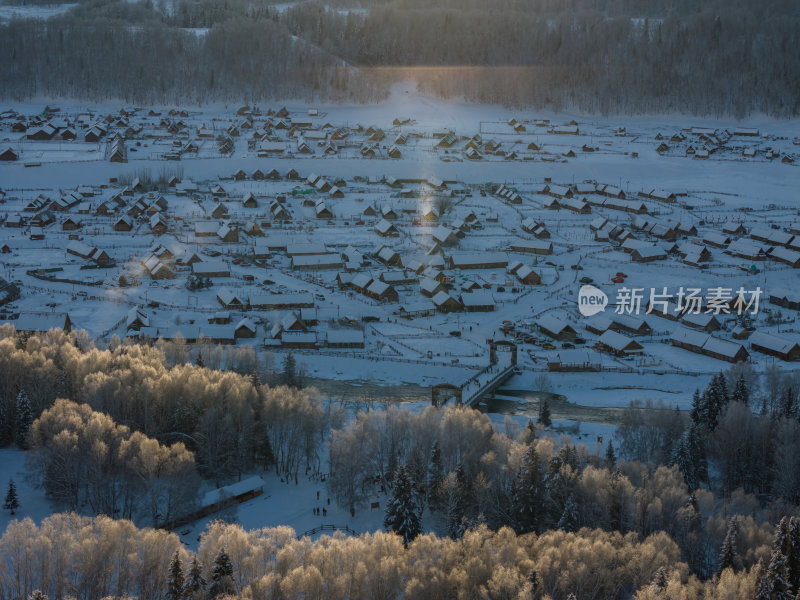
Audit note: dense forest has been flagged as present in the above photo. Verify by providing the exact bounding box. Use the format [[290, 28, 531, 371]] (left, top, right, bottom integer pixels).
[[0, 0, 798, 115], [2, 514, 797, 600], [2, 325, 800, 598]]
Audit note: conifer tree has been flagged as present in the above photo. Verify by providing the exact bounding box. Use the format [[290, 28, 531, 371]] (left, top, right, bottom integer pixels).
[[787, 517, 800, 593], [183, 556, 206, 600], [557, 493, 579, 532], [384, 464, 422, 547], [208, 548, 235, 597], [732, 373, 750, 407], [427, 441, 443, 508], [690, 388, 703, 427], [605, 439, 616, 470], [651, 567, 668, 591], [526, 569, 541, 599], [704, 372, 729, 431], [405, 449, 427, 514], [3, 479, 19, 515], [757, 548, 793, 600], [782, 387, 797, 420], [775, 517, 792, 556], [538, 399, 551, 428], [281, 352, 297, 388], [687, 423, 708, 485], [672, 432, 697, 490], [15, 390, 33, 449], [167, 550, 184, 600], [719, 516, 742, 573], [0, 401, 11, 448], [512, 445, 544, 534]]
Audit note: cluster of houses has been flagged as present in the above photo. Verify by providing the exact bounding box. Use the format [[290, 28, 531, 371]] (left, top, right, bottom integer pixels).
[[534, 304, 799, 367], [655, 126, 796, 163], [2, 105, 798, 371], [0, 104, 636, 167]]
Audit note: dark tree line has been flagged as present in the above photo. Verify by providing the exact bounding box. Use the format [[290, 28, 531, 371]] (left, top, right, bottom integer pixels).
[[0, 0, 798, 115], [0, 4, 385, 104], [277, 0, 800, 116]]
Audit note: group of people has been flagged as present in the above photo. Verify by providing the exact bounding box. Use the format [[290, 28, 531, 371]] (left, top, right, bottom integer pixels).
[[313, 490, 331, 517]]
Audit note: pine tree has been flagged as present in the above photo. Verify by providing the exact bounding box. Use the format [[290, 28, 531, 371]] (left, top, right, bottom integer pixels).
[[281, 352, 297, 388], [512, 445, 544, 534], [4, 479, 19, 515], [384, 464, 422, 547], [731, 373, 750, 407], [758, 548, 793, 600], [687, 423, 708, 486], [775, 517, 792, 556], [782, 387, 797, 420], [651, 566, 668, 591], [787, 517, 800, 593], [526, 569, 541, 599], [0, 401, 11, 448], [557, 493, 579, 532], [438, 467, 467, 539], [167, 550, 184, 600], [608, 469, 625, 531], [427, 441, 443, 508], [605, 439, 616, 470], [183, 556, 206, 600], [15, 390, 33, 449], [405, 449, 426, 514], [690, 388, 703, 427], [703, 372, 729, 431], [672, 432, 697, 491], [719, 516, 742, 573], [686, 492, 702, 533], [538, 399, 551, 428], [208, 548, 235, 598]]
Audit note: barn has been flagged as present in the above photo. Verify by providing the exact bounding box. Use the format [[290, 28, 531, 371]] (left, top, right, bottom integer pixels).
[[0, 147, 18, 161], [460, 291, 496, 312], [449, 253, 508, 270], [537, 315, 577, 340], [596, 330, 644, 356], [749, 331, 800, 361], [327, 329, 365, 349]]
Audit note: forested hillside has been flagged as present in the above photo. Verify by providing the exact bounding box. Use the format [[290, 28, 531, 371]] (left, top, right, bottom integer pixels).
[[2, 326, 800, 598], [0, 0, 798, 115]]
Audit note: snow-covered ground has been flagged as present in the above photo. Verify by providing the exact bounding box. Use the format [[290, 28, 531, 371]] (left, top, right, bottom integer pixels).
[[1, 91, 798, 410], [0, 449, 52, 534], [1, 88, 799, 537]]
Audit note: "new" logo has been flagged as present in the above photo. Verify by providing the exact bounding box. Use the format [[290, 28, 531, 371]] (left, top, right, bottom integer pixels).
[[578, 285, 608, 317]]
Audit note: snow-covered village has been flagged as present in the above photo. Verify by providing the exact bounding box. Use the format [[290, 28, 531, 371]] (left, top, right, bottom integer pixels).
[[1, 0, 800, 598]]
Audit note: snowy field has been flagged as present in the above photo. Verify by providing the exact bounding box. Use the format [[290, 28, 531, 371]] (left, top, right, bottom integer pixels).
[[1, 89, 799, 414], [1, 88, 799, 536]]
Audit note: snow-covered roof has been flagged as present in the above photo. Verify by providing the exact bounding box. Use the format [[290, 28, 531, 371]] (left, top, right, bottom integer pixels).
[[537, 315, 572, 335], [460, 290, 495, 307], [327, 329, 365, 344], [598, 330, 641, 352], [749, 331, 799, 355], [201, 476, 265, 508]]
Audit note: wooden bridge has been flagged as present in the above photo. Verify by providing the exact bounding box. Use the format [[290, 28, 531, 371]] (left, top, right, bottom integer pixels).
[[432, 340, 518, 407], [298, 524, 359, 539]]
